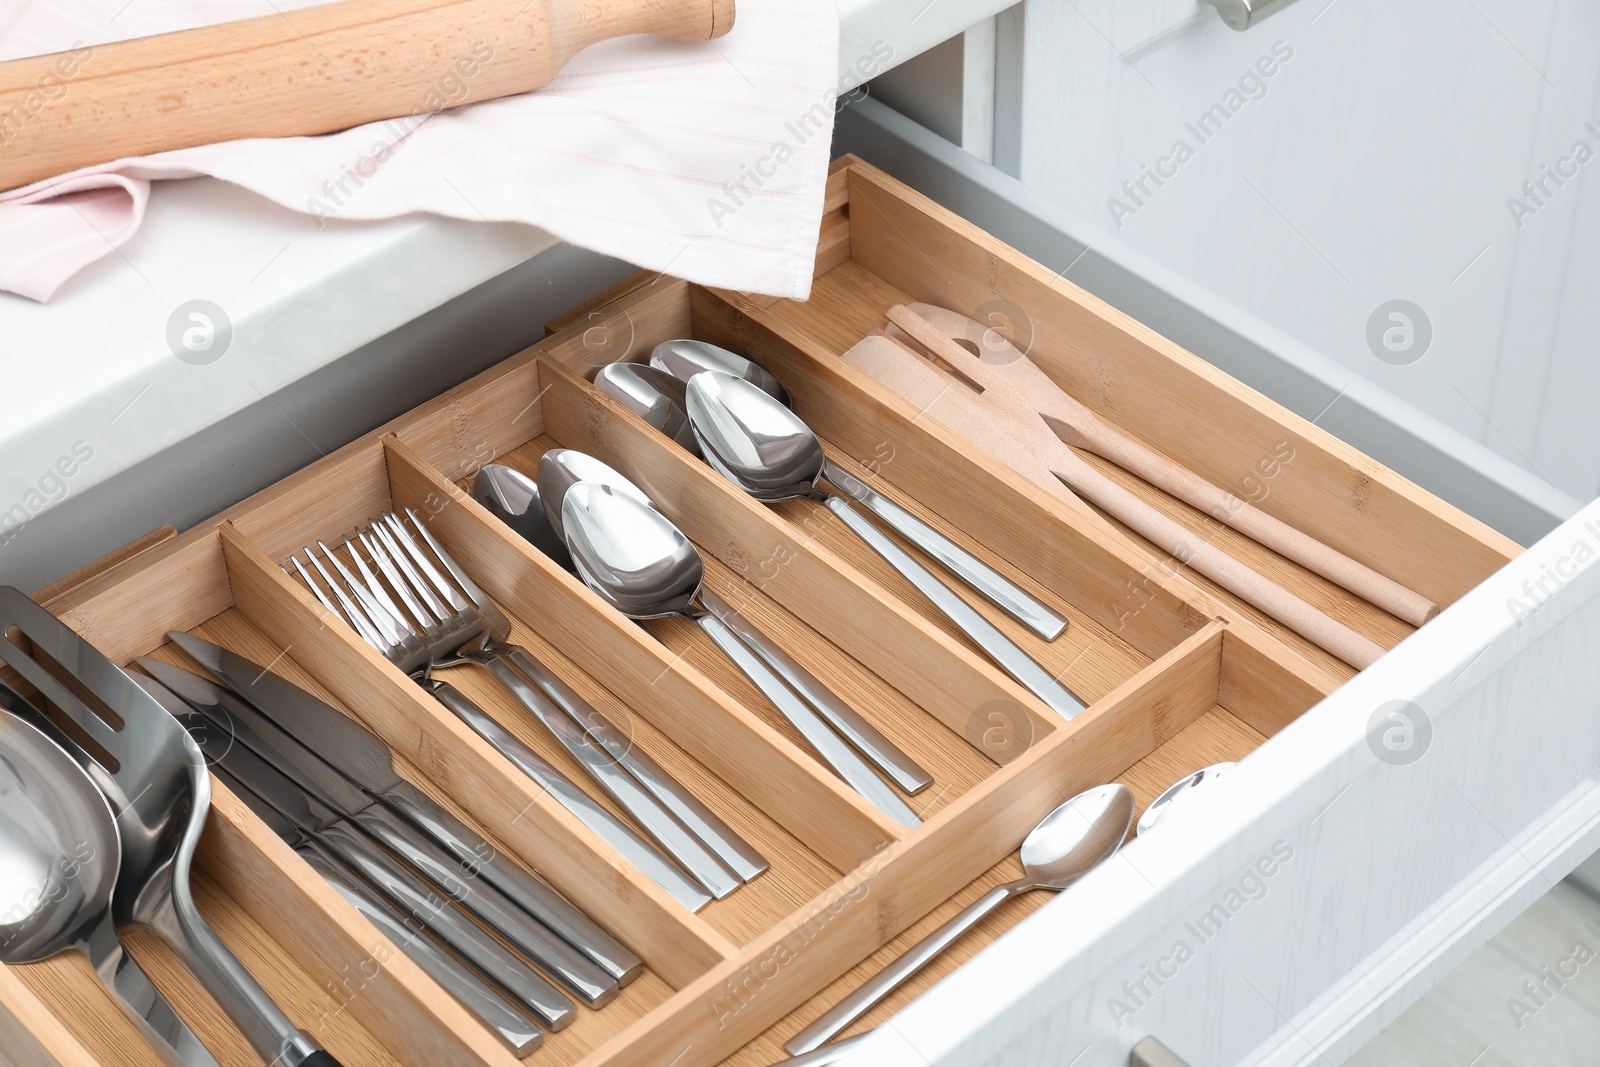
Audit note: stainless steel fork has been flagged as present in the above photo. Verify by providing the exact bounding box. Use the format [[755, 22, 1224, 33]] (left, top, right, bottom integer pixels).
[[289, 509, 765, 908]]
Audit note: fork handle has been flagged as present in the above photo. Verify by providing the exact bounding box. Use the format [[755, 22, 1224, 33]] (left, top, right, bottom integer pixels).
[[496, 642, 769, 883], [377, 778, 643, 986], [471, 651, 742, 898], [423, 679, 712, 912]]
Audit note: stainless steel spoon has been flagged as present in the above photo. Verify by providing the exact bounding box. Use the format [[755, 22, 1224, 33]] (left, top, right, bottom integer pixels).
[[1137, 762, 1236, 836], [534, 448, 932, 797], [560, 480, 920, 827], [0, 703, 220, 1067], [785, 782, 1134, 1054], [594, 362, 702, 457], [475, 461, 770, 884], [646, 341, 1067, 643], [685, 371, 1086, 720]]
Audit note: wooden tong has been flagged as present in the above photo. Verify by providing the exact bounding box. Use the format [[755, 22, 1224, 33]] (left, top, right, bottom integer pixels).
[[846, 305, 1410, 670], [0, 0, 734, 193]]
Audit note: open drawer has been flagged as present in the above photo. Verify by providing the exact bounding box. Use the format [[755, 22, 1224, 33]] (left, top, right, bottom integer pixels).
[[1, 156, 1595, 1067]]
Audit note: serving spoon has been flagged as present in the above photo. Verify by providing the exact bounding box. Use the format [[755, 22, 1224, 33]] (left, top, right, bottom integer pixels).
[[558, 479, 920, 827], [685, 370, 1086, 719], [785, 781, 1135, 1054], [0, 703, 220, 1067]]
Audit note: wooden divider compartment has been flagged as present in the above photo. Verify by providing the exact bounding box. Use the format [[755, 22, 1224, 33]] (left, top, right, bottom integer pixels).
[[0, 156, 1520, 1067]]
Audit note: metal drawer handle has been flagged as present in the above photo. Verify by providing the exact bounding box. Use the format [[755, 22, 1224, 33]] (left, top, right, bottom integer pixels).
[[1205, 0, 1298, 30], [1131, 1037, 1193, 1067]]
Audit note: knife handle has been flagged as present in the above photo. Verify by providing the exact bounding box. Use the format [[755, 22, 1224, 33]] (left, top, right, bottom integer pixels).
[[379, 777, 644, 986], [316, 822, 577, 1030], [297, 845, 544, 1055], [348, 805, 616, 1006]]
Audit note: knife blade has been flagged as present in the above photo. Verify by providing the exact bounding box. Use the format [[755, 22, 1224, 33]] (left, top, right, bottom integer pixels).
[[137, 657, 614, 1008], [213, 766, 544, 1054], [166, 632, 643, 986], [138, 677, 577, 1032]]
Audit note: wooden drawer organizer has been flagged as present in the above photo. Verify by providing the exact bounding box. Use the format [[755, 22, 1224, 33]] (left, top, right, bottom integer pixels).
[[0, 157, 1520, 1067]]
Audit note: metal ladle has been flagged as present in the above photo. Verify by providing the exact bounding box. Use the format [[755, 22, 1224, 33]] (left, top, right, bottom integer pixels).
[[0, 704, 219, 1066]]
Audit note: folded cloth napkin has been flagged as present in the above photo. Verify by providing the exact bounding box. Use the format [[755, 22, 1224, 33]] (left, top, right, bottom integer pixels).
[[0, 0, 849, 302]]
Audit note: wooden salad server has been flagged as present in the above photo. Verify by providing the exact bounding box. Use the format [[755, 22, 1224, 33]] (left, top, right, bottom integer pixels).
[[846, 307, 1388, 670], [888, 303, 1439, 628], [0, 0, 734, 193]]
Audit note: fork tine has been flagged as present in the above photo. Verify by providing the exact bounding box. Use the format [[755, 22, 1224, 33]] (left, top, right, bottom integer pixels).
[[401, 508, 494, 612], [320, 539, 415, 647], [384, 512, 471, 612], [373, 519, 456, 619], [359, 528, 434, 627], [292, 549, 385, 649], [347, 532, 421, 630]]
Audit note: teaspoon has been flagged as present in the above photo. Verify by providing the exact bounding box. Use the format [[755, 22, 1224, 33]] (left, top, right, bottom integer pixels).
[[785, 782, 1135, 1054], [645, 341, 1067, 643]]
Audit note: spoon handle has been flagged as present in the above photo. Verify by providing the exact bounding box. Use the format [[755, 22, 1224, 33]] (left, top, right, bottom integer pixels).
[[695, 612, 921, 827], [785, 883, 1020, 1055], [822, 497, 1087, 720], [821, 460, 1068, 641], [697, 587, 933, 795]]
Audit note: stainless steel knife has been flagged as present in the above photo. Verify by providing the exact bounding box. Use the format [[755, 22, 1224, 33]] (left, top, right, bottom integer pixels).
[[215, 767, 545, 1055], [136, 656, 615, 1009], [136, 672, 577, 1032], [166, 631, 644, 987]]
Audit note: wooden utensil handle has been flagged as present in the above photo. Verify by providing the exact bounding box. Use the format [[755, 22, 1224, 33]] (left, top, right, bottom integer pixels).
[[0, 0, 734, 193]]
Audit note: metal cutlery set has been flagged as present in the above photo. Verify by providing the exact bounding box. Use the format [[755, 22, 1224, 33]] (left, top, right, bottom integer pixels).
[[0, 329, 1247, 1067]]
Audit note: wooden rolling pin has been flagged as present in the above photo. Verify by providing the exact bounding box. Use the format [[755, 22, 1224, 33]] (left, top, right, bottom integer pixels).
[[888, 303, 1440, 628], [851, 310, 1388, 670], [0, 0, 733, 193]]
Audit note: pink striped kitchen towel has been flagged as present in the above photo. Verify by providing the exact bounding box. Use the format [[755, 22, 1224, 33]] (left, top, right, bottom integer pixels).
[[0, 0, 865, 302]]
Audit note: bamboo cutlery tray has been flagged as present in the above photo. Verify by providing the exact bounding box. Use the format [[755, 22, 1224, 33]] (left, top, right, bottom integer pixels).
[[0, 156, 1520, 1067]]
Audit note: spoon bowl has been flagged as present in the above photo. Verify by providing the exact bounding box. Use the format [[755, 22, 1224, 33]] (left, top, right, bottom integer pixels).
[[649, 340, 791, 407], [537, 448, 654, 545], [1137, 762, 1235, 836], [685, 371, 826, 501], [594, 363, 702, 456], [0, 705, 121, 965], [562, 482, 704, 620], [471, 464, 573, 572]]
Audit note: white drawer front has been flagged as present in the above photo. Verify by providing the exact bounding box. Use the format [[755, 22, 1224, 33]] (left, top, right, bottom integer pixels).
[[841, 498, 1600, 1066]]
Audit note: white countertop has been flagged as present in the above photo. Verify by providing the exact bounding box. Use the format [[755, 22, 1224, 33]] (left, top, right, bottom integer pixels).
[[0, 0, 1006, 537]]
